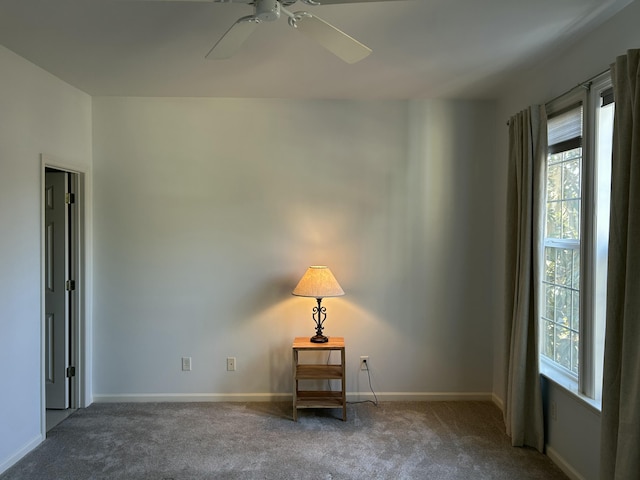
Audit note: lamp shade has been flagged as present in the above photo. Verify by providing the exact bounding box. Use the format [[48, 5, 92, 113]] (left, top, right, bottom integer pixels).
[[292, 266, 345, 299]]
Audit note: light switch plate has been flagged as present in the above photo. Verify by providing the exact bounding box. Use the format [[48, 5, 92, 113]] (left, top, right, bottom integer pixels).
[[182, 356, 192, 371]]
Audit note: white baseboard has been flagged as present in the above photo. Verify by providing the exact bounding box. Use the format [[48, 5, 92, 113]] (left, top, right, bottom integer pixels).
[[93, 392, 494, 403], [93, 393, 292, 403], [546, 445, 585, 480], [0, 434, 43, 476], [492, 393, 504, 411], [349, 392, 493, 402]]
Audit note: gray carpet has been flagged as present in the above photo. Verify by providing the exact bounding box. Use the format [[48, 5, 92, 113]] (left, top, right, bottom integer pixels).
[[1, 401, 567, 479]]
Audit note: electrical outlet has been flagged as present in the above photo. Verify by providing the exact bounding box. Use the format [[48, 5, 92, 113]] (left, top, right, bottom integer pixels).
[[182, 356, 192, 371], [550, 400, 557, 421], [227, 357, 236, 372], [360, 356, 369, 371]]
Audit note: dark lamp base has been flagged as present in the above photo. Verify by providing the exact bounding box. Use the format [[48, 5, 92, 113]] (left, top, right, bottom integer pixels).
[[310, 334, 329, 343]]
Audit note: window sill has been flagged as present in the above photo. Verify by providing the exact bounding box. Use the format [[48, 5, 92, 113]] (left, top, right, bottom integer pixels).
[[539, 359, 602, 415]]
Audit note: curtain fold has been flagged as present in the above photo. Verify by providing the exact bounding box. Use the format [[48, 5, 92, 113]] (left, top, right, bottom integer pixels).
[[600, 48, 640, 480], [504, 106, 546, 452]]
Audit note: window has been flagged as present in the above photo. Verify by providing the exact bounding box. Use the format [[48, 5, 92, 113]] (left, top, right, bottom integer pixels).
[[540, 73, 613, 405], [542, 105, 583, 375]]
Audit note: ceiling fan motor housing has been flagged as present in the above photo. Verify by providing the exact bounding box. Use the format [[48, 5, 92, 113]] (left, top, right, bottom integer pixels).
[[256, 0, 281, 21]]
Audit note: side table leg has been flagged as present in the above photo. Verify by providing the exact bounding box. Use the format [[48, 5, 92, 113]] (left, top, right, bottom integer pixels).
[[292, 348, 298, 422], [341, 347, 346, 421]]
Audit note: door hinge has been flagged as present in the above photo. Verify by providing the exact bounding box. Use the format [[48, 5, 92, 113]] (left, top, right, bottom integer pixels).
[[66, 366, 76, 378], [65, 280, 76, 291], [65, 192, 76, 204]]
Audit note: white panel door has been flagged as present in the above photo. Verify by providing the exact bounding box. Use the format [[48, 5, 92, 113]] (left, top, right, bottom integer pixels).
[[45, 171, 69, 409]]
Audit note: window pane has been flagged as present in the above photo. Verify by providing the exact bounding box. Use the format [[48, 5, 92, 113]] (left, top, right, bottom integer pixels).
[[563, 158, 581, 199], [545, 248, 556, 283], [563, 199, 581, 239], [545, 283, 555, 320], [547, 164, 562, 201], [565, 147, 582, 161], [555, 287, 570, 327], [556, 249, 573, 286], [543, 320, 554, 358], [549, 152, 564, 165], [555, 326, 571, 370], [546, 202, 561, 238]]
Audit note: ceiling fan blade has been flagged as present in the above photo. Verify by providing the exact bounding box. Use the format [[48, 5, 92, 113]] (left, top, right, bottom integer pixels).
[[293, 12, 371, 64], [118, 1, 254, 3], [205, 16, 260, 59], [301, 0, 406, 4]]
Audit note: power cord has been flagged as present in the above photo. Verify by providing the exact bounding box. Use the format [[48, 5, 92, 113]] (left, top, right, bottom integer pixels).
[[348, 361, 378, 407], [325, 351, 378, 407]]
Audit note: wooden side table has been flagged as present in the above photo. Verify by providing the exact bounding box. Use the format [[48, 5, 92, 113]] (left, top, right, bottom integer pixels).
[[292, 336, 346, 421]]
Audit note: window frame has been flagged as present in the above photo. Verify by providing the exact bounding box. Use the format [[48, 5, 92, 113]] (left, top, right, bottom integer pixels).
[[539, 71, 612, 409], [583, 72, 613, 403]]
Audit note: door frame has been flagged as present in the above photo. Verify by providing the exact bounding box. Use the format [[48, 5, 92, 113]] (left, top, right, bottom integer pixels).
[[40, 155, 88, 435]]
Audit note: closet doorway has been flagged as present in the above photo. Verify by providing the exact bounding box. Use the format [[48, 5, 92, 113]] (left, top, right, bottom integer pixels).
[[43, 161, 85, 432]]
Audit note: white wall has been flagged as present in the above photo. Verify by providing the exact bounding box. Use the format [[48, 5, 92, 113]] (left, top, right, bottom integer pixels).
[[0, 45, 92, 472], [91, 97, 497, 401], [494, 2, 640, 478]]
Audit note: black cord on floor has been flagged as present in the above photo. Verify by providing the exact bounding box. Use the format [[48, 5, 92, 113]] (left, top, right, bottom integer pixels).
[[325, 351, 378, 406], [348, 363, 378, 407]]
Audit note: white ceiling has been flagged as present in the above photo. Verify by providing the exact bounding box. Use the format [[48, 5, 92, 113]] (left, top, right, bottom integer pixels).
[[0, 0, 631, 99]]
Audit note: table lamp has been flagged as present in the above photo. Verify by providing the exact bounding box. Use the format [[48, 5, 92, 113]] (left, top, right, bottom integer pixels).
[[292, 266, 344, 343]]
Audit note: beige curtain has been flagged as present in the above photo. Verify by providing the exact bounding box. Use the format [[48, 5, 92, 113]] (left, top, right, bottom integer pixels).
[[600, 48, 640, 480], [504, 106, 546, 452]]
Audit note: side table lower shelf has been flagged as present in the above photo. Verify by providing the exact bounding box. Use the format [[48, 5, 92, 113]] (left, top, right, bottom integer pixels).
[[296, 390, 344, 408]]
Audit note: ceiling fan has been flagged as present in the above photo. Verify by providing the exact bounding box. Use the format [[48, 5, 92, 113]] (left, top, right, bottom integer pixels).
[[150, 0, 400, 64]]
